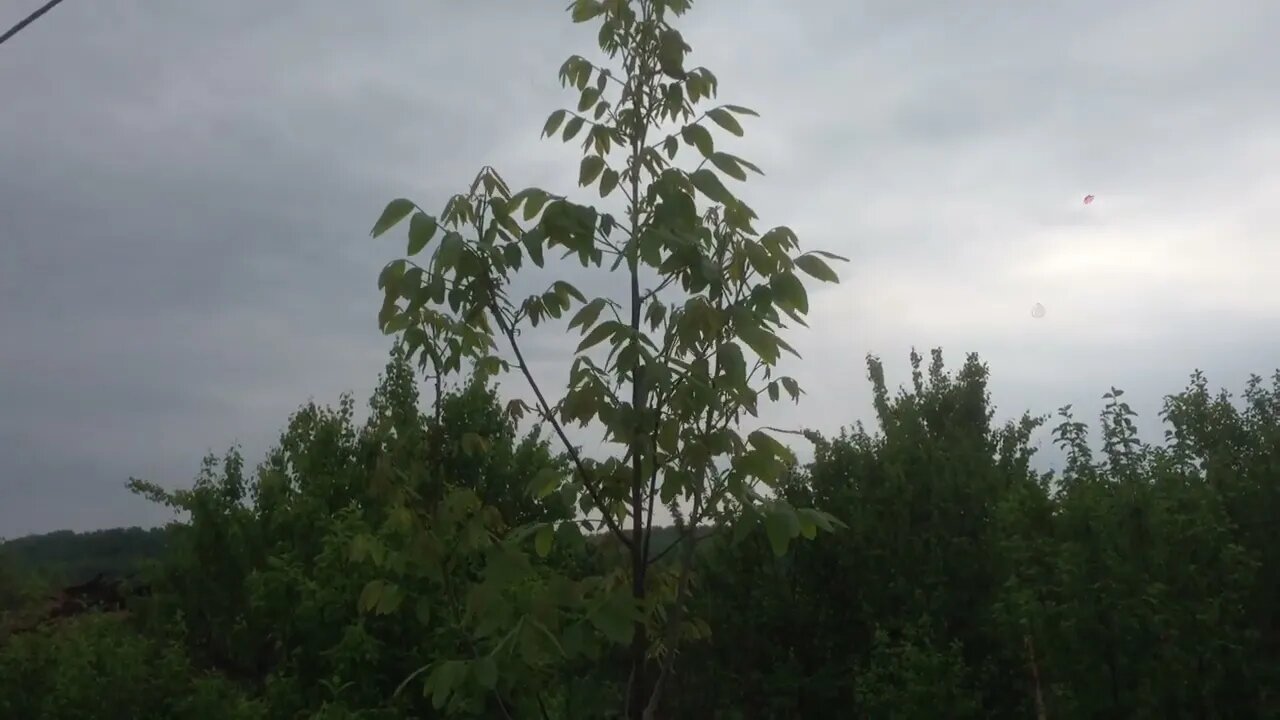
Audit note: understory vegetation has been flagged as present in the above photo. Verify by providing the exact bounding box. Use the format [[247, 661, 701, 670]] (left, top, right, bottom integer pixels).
[[3, 0, 1277, 717]]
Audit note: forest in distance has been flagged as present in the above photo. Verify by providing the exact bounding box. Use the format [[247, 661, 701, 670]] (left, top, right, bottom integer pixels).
[[4, 0, 1279, 717]]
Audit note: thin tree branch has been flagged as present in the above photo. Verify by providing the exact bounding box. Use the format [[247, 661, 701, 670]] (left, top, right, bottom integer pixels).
[[645, 523, 712, 567], [1025, 633, 1049, 720], [0, 0, 66, 47], [624, 10, 656, 716], [493, 693, 516, 720], [489, 303, 633, 548], [641, 394, 668, 564], [642, 516, 698, 719]]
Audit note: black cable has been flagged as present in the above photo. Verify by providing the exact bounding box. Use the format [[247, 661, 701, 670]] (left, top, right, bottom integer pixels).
[[0, 0, 67, 48]]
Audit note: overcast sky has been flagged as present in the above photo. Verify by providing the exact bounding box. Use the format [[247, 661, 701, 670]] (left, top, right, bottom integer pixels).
[[2, 0, 1277, 538]]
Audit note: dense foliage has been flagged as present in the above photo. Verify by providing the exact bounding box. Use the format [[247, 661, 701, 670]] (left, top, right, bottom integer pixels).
[[3, 1, 1278, 717], [1, 526, 169, 586], [3, 346, 1279, 717]]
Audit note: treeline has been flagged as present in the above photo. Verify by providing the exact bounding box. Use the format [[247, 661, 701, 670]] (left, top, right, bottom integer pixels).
[[1, 345, 1278, 718], [1, 526, 170, 585], [673, 352, 1280, 718]]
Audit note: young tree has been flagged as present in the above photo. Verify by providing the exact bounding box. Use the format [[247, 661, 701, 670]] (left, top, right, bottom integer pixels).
[[126, 347, 575, 717], [366, 0, 844, 714]]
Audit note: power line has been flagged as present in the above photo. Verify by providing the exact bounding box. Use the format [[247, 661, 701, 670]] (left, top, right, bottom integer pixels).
[[0, 0, 67, 48]]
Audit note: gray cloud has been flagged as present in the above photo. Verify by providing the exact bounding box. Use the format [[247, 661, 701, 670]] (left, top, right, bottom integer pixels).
[[2, 0, 1277, 537]]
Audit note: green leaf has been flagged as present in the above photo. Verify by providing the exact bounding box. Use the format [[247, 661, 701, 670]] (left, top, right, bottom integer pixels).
[[775, 335, 802, 361], [798, 507, 838, 533], [717, 342, 747, 384], [570, 0, 604, 23], [485, 546, 533, 586], [646, 299, 667, 330], [762, 504, 793, 556], [680, 124, 714, 157], [579, 155, 606, 187], [502, 242, 523, 270], [657, 28, 688, 80], [599, 168, 619, 197], [707, 108, 745, 136], [770, 271, 809, 314], [528, 616, 569, 659], [589, 591, 636, 645], [578, 87, 602, 112], [461, 432, 488, 456], [543, 109, 567, 138], [663, 135, 679, 159], [576, 320, 620, 353], [415, 598, 432, 626], [522, 190, 550, 220], [748, 429, 791, 459], [761, 226, 799, 253], [718, 152, 763, 176], [689, 168, 733, 205], [723, 104, 760, 117], [522, 228, 546, 267], [709, 152, 746, 181], [358, 579, 384, 613], [407, 212, 438, 255], [377, 259, 405, 292], [375, 582, 403, 615], [348, 534, 370, 563], [371, 199, 415, 237], [735, 309, 779, 364], [554, 279, 587, 304], [435, 231, 464, 271], [472, 655, 498, 690], [528, 466, 561, 499], [426, 661, 465, 710], [757, 509, 788, 556], [781, 376, 801, 401], [535, 524, 554, 558], [795, 253, 840, 283], [569, 297, 607, 334], [797, 512, 817, 540], [563, 116, 586, 142]]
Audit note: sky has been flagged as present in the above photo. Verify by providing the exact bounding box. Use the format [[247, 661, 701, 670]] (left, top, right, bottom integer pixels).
[[2, 0, 1278, 538]]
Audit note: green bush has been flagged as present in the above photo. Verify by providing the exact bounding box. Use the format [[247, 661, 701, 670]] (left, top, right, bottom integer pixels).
[[0, 613, 261, 720]]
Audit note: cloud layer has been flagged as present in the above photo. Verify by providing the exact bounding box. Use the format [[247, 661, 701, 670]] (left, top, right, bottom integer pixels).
[[3, 0, 1277, 536]]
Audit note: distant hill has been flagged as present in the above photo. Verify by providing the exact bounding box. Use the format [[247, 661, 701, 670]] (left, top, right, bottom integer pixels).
[[0, 526, 171, 585], [0, 522, 708, 587]]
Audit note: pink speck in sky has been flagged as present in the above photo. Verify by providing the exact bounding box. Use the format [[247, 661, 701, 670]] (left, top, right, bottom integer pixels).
[[1083, 194, 1095, 205]]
